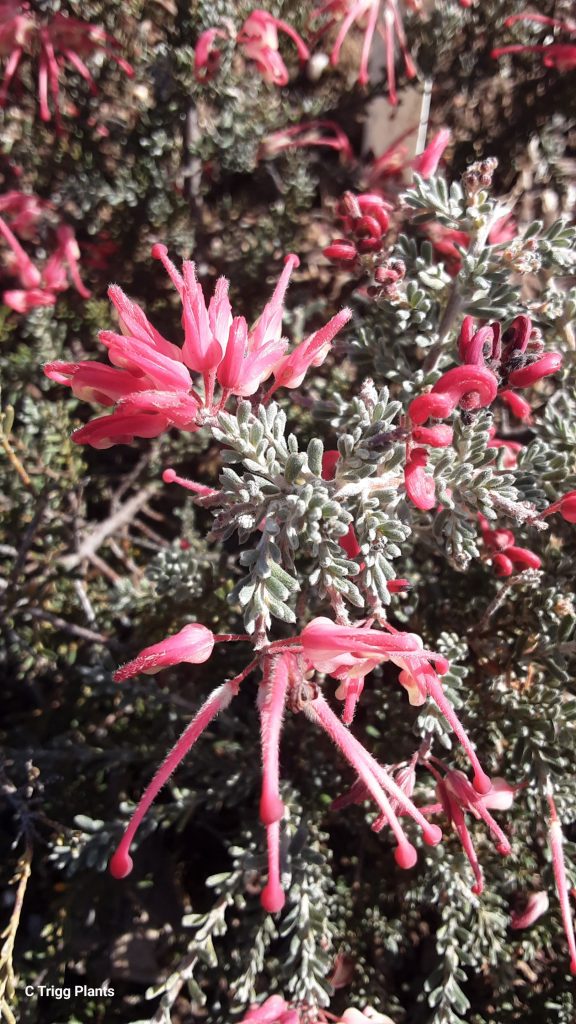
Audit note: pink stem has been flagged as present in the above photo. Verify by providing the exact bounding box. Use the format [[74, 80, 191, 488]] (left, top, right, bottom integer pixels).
[[359, 0, 380, 85], [424, 674, 491, 794], [331, 0, 371, 67], [547, 796, 576, 974], [449, 795, 484, 894], [162, 467, 218, 496], [303, 694, 421, 865], [0, 216, 42, 288], [109, 683, 234, 879], [258, 656, 290, 825], [62, 50, 98, 94], [0, 46, 24, 106], [260, 821, 285, 912]]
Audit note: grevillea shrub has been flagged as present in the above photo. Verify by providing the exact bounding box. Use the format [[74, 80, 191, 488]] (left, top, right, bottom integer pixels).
[[2, 2, 576, 1024]]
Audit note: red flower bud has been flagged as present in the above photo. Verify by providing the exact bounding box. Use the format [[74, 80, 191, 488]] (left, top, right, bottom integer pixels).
[[508, 352, 563, 388]]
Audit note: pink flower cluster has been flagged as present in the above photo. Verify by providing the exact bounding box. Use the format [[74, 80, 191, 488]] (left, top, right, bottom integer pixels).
[[44, 248, 351, 449], [108, 614, 501, 914], [239, 995, 393, 1024], [195, 9, 310, 87], [479, 514, 541, 577], [311, 0, 418, 102], [0, 1, 133, 123], [324, 191, 391, 264], [492, 11, 576, 73], [402, 314, 563, 512], [0, 190, 90, 312]]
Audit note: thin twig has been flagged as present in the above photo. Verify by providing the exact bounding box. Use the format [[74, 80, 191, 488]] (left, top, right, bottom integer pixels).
[[24, 606, 109, 644], [0, 837, 33, 1024], [60, 484, 158, 570]]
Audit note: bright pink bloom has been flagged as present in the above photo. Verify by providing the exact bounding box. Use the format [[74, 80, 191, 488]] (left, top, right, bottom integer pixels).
[[110, 682, 235, 880], [258, 119, 354, 162], [311, 0, 417, 101], [404, 447, 436, 511], [508, 352, 563, 388], [411, 424, 453, 447], [408, 366, 499, 425], [266, 306, 352, 397], [241, 995, 299, 1024], [411, 128, 452, 178], [547, 794, 576, 974], [303, 690, 441, 865], [499, 388, 533, 422], [194, 27, 227, 82], [114, 624, 215, 682], [434, 768, 512, 895], [238, 9, 310, 86], [479, 514, 541, 576], [537, 490, 576, 524], [1, 193, 90, 311], [0, 5, 133, 122], [300, 617, 491, 793], [45, 248, 351, 446], [510, 890, 549, 929]]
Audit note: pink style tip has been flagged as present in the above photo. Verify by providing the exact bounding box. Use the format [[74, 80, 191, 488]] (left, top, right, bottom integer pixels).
[[259, 793, 286, 826], [260, 882, 286, 913], [394, 842, 418, 869], [109, 850, 133, 879]]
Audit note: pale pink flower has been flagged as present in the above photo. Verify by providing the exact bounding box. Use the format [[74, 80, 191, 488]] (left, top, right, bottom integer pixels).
[[238, 9, 310, 86], [114, 624, 215, 683], [311, 0, 417, 101], [546, 794, 576, 974], [241, 995, 299, 1024], [1, 192, 90, 311], [0, 5, 133, 123], [411, 128, 451, 178], [194, 27, 227, 82], [44, 247, 351, 447], [492, 13, 576, 72], [258, 119, 354, 162], [425, 766, 512, 895], [300, 617, 491, 794], [510, 890, 549, 929]]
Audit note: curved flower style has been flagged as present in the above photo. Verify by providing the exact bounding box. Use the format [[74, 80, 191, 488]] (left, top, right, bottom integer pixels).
[[238, 9, 310, 85], [407, 365, 499, 426], [311, 0, 418, 101], [431, 767, 512, 895], [108, 615, 505, 911], [300, 616, 491, 795], [492, 12, 576, 72], [194, 9, 309, 87], [0, 3, 133, 122], [537, 490, 576, 524], [44, 248, 352, 448], [479, 514, 541, 577], [510, 890, 549, 929], [258, 118, 354, 163], [455, 314, 563, 422], [1, 191, 90, 311]]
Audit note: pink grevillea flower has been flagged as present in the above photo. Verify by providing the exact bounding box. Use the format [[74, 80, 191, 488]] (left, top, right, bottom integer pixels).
[[492, 12, 576, 72], [258, 119, 354, 162], [238, 9, 310, 86], [404, 447, 435, 511], [113, 623, 215, 683], [412, 128, 452, 178], [0, 4, 133, 123], [300, 617, 491, 794], [546, 793, 576, 974], [241, 995, 299, 1024], [510, 890, 549, 929], [311, 0, 417, 101], [487, 428, 522, 468], [1, 197, 90, 312], [407, 366, 499, 426], [536, 490, 576, 524], [324, 191, 391, 264], [479, 514, 541, 577], [431, 767, 512, 895], [44, 248, 351, 448], [194, 27, 227, 82]]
